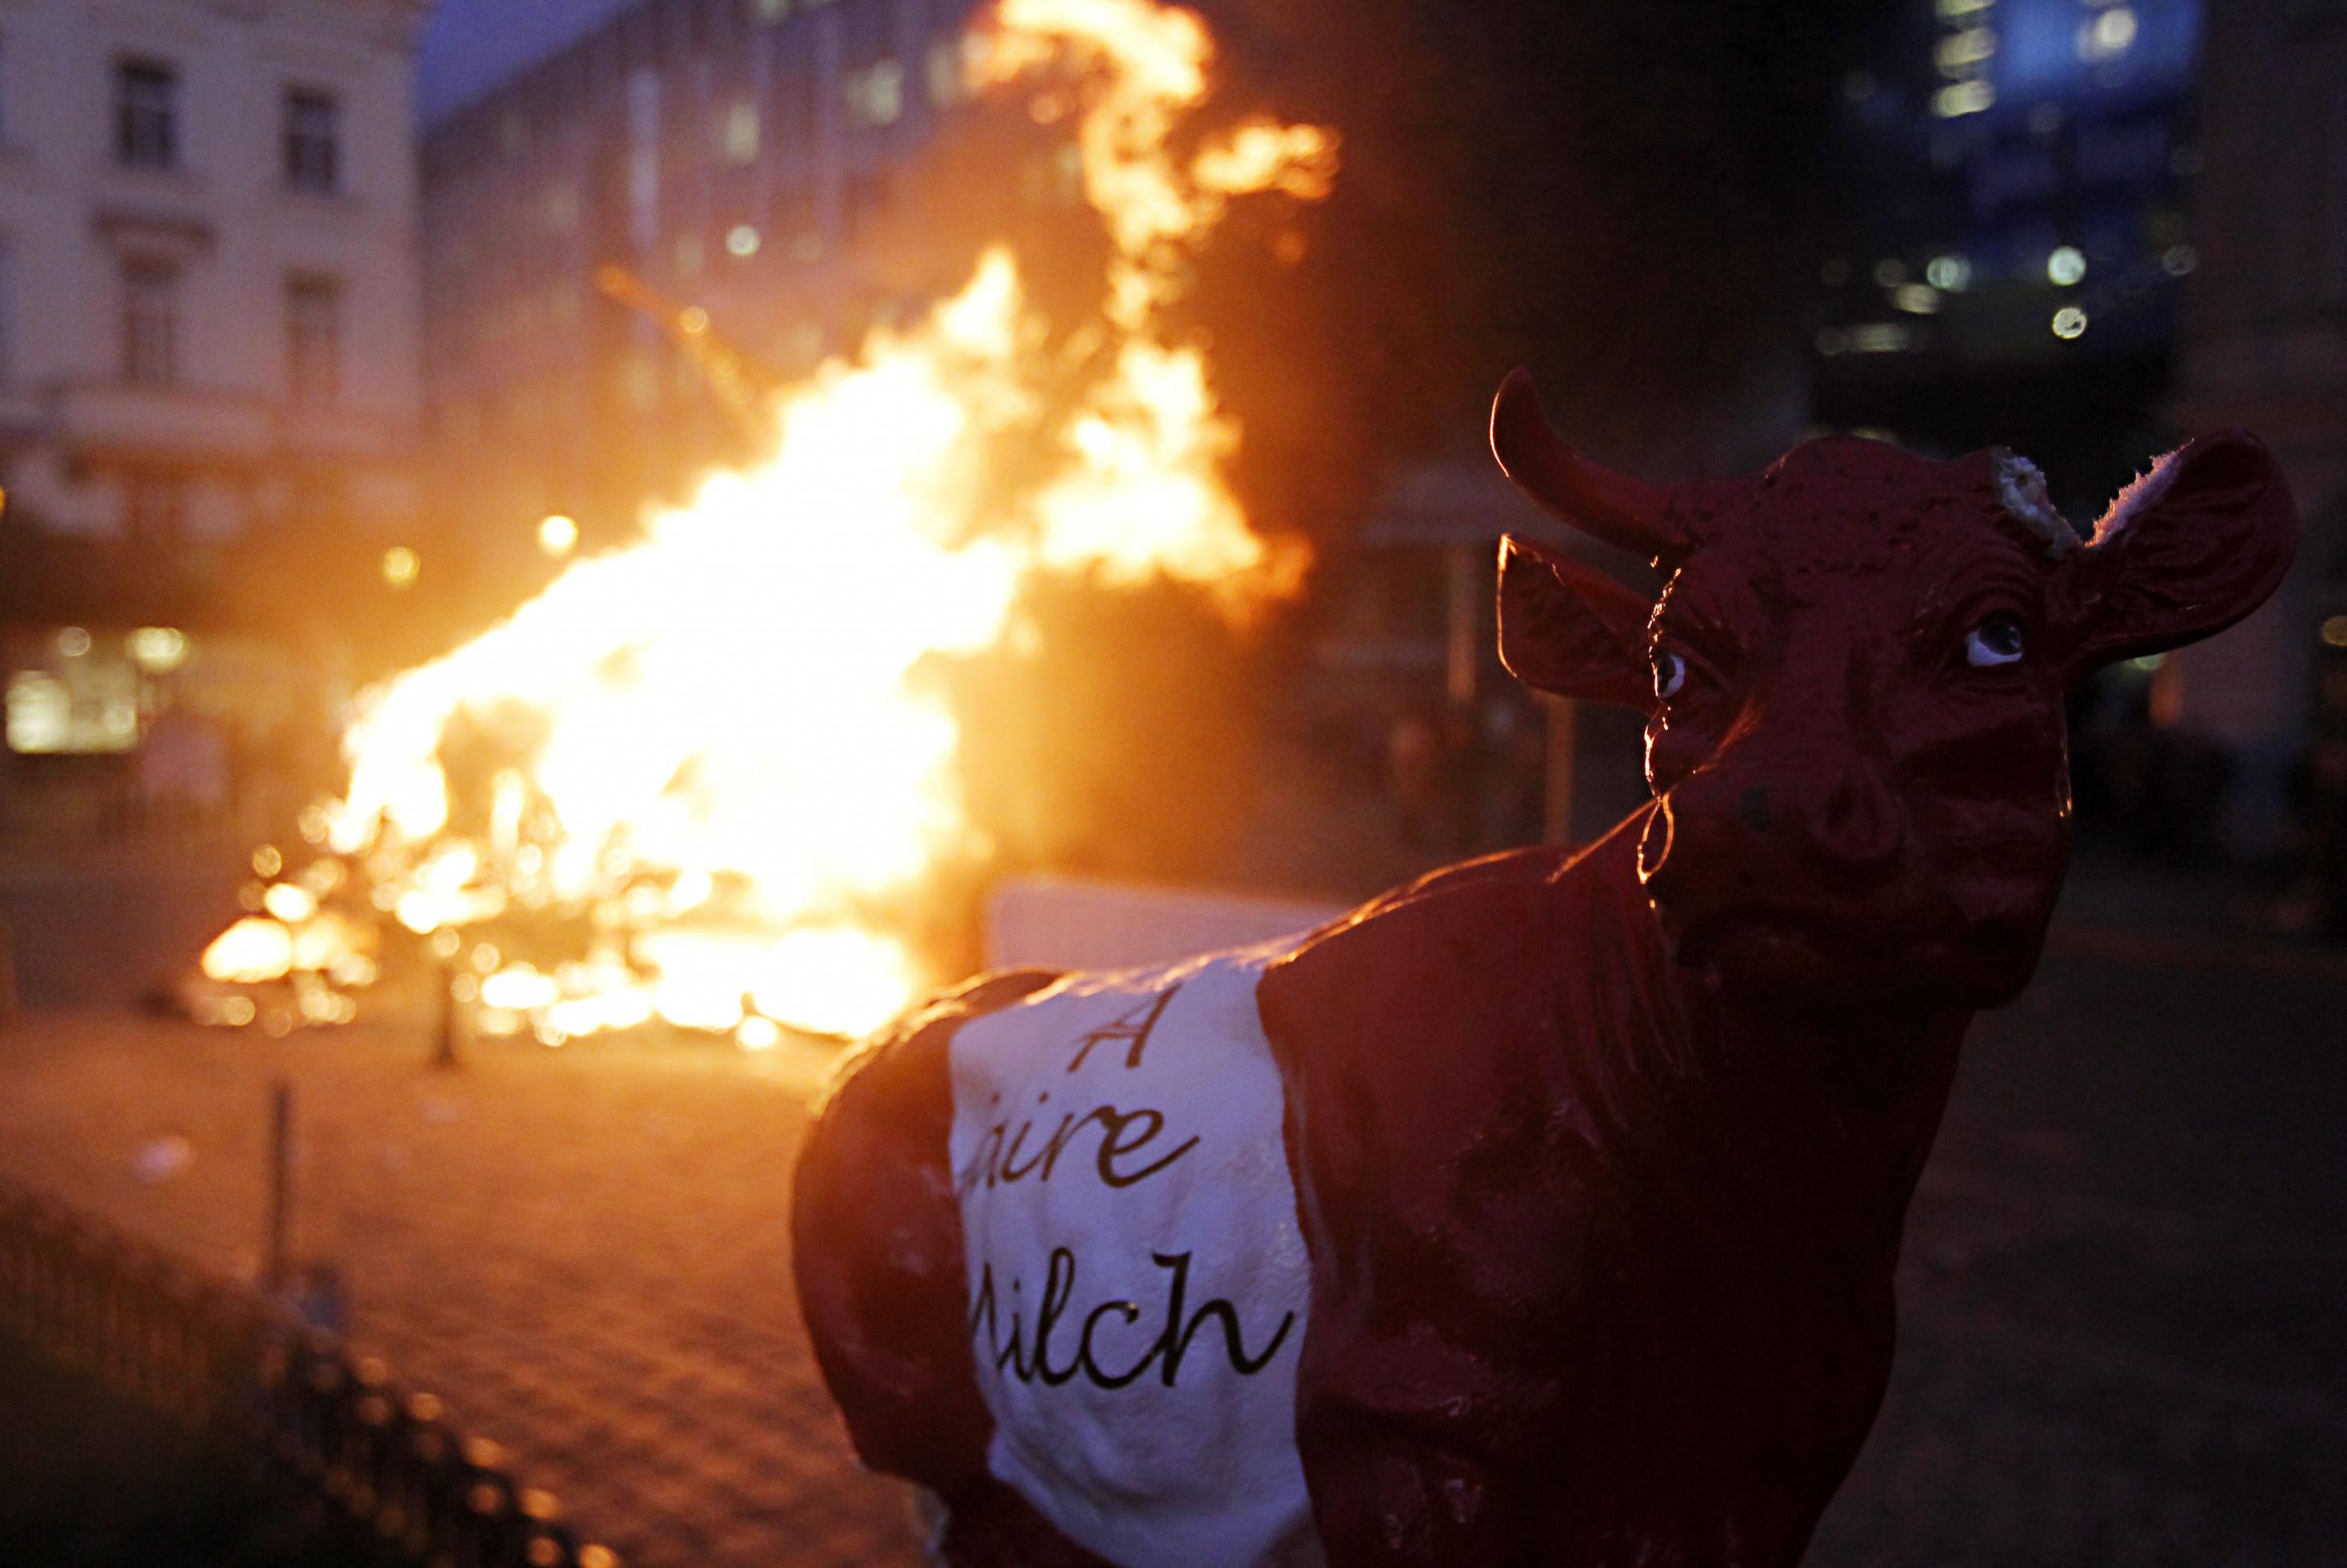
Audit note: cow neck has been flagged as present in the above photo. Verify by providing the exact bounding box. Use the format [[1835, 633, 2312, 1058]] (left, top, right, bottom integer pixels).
[[1562, 808, 1970, 1251]]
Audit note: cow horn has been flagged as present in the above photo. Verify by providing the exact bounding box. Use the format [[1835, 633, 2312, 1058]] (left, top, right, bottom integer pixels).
[[1490, 369, 1686, 563]]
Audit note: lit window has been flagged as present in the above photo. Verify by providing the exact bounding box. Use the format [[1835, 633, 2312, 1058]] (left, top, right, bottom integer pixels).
[[1932, 80, 1994, 117], [928, 42, 958, 106], [719, 99, 760, 165], [2077, 7, 2137, 61], [121, 256, 179, 385], [542, 182, 581, 234], [1935, 28, 1997, 74], [116, 58, 178, 168], [285, 276, 341, 399], [1848, 323, 1916, 353], [283, 87, 340, 192], [851, 62, 904, 128]]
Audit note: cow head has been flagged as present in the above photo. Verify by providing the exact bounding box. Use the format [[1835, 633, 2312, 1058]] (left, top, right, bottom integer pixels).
[[1491, 369, 2297, 1016]]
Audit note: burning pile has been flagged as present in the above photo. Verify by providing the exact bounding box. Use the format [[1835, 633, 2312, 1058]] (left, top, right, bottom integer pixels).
[[194, 0, 1333, 1047]]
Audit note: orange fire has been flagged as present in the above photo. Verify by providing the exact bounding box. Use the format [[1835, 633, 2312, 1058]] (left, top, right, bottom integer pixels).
[[200, 0, 1334, 1044]]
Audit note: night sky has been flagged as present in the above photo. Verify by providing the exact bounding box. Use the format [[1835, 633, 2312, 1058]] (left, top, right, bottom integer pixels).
[[417, 0, 639, 124]]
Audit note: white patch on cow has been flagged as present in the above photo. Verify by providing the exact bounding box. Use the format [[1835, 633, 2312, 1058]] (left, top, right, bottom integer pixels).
[[1994, 450, 2076, 557], [951, 941, 1319, 1568], [2092, 446, 2183, 548]]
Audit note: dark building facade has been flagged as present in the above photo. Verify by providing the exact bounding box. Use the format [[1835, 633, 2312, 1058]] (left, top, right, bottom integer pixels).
[[1812, 0, 2205, 489], [2167, 0, 2347, 856]]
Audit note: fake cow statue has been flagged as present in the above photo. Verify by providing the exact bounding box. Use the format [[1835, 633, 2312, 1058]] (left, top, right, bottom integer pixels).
[[792, 370, 2297, 1566]]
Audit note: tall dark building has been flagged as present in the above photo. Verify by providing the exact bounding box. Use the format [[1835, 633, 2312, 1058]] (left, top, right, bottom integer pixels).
[[1812, 0, 2204, 501]]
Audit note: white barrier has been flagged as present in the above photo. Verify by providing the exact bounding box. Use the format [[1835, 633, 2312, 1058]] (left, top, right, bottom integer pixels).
[[984, 875, 1349, 973]]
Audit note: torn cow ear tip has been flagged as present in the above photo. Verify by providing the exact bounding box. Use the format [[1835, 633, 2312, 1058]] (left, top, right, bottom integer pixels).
[[1496, 532, 1552, 569]]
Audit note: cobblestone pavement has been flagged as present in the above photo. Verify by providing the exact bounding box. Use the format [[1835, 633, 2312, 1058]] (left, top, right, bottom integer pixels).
[[1, 930, 2342, 1566], [0, 1018, 924, 1568]]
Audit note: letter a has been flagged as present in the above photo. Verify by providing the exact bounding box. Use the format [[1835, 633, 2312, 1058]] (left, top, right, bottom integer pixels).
[[1066, 985, 1181, 1073]]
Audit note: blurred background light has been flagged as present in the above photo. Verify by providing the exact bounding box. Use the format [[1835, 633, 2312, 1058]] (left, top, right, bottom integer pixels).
[[126, 627, 188, 673]]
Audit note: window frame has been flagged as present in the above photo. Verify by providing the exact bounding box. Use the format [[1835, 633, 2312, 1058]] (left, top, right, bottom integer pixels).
[[282, 85, 341, 194], [284, 273, 342, 401], [120, 253, 181, 388], [114, 57, 180, 170]]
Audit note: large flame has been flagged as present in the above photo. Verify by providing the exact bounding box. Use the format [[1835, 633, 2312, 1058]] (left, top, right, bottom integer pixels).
[[201, 0, 1334, 1044]]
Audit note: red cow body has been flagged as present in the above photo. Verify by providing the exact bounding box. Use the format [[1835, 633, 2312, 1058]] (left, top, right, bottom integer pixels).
[[792, 373, 2297, 1566]]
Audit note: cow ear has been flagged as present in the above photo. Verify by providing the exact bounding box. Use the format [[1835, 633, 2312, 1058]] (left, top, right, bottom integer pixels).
[[1497, 534, 1658, 712], [2055, 431, 2298, 683]]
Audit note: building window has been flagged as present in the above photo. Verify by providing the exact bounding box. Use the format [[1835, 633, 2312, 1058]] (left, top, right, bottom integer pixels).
[[0, 235, 14, 384], [847, 61, 904, 130], [125, 473, 186, 545], [717, 98, 759, 166], [121, 257, 179, 385], [285, 276, 341, 399], [283, 88, 340, 193], [115, 58, 179, 169]]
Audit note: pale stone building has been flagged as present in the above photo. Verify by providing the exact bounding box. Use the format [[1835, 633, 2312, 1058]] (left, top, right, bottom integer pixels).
[[0, 0, 429, 549]]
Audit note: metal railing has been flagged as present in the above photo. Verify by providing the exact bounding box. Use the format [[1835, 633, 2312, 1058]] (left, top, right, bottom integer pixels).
[[0, 1182, 621, 1568]]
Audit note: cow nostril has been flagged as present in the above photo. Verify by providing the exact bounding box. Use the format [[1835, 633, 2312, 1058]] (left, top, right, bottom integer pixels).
[[1816, 771, 1903, 864], [1638, 797, 1674, 883]]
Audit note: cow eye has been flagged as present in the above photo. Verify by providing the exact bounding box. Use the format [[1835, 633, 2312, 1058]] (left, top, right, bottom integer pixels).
[[1652, 648, 1689, 700], [1965, 612, 2026, 668]]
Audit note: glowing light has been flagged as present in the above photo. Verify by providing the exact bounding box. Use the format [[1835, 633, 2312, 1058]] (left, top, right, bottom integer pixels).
[[262, 883, 318, 923], [1935, 0, 1994, 15], [2078, 7, 2137, 59], [2047, 246, 2087, 286], [1893, 283, 1942, 314], [1934, 80, 1994, 117], [381, 547, 420, 588], [2321, 614, 2347, 649], [1936, 28, 1997, 73], [58, 627, 91, 658], [202, 918, 294, 984], [231, 0, 1333, 1043], [2052, 306, 2088, 339], [1925, 253, 1971, 291], [253, 845, 284, 878], [537, 514, 579, 557], [127, 627, 188, 672], [726, 224, 761, 258], [5, 673, 68, 754], [2161, 244, 2197, 277], [1847, 322, 1916, 353]]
